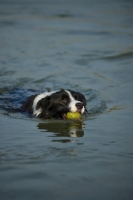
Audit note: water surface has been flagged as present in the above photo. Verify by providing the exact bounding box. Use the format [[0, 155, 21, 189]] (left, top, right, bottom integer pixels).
[[0, 0, 133, 200]]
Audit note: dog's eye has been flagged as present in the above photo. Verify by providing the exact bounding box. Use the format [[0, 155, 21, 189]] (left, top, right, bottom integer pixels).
[[61, 98, 68, 105]]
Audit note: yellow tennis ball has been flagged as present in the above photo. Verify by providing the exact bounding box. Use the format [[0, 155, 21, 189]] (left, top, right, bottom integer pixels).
[[66, 112, 81, 119]]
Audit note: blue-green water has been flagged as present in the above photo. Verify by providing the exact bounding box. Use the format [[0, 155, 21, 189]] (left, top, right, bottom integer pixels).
[[0, 0, 133, 199]]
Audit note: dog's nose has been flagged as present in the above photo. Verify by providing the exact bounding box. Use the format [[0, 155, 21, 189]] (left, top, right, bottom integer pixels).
[[76, 102, 83, 110]]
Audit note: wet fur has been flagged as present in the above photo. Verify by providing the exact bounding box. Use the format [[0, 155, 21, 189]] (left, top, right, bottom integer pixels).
[[21, 89, 87, 119]]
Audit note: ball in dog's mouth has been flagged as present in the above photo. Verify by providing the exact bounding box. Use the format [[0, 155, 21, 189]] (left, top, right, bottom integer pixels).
[[66, 112, 81, 119]]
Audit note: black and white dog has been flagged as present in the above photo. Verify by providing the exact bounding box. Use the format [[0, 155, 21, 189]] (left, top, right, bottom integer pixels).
[[21, 89, 87, 119]]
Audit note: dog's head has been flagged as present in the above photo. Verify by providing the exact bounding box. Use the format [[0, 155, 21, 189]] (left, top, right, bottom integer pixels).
[[34, 90, 87, 119]]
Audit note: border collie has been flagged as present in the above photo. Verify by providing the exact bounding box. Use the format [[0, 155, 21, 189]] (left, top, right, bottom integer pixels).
[[21, 89, 87, 119]]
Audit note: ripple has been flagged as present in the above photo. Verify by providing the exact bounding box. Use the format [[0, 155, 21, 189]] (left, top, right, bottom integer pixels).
[[102, 51, 133, 61], [0, 20, 17, 27], [85, 89, 107, 116]]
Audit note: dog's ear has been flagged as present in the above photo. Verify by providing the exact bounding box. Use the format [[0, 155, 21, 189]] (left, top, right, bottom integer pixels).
[[36, 96, 51, 110], [37, 96, 53, 118]]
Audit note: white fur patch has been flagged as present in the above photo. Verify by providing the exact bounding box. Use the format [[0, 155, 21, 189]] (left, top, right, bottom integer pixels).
[[33, 91, 56, 116]]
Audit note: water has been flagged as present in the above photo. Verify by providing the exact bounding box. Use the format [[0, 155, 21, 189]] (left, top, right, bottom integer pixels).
[[0, 0, 133, 199]]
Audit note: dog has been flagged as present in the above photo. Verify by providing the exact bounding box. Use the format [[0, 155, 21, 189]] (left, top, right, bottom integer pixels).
[[21, 89, 87, 119]]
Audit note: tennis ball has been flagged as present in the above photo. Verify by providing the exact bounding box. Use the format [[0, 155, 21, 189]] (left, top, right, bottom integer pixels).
[[66, 112, 81, 119]]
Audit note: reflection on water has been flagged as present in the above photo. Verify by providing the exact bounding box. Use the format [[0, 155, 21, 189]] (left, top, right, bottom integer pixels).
[[37, 120, 85, 142]]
